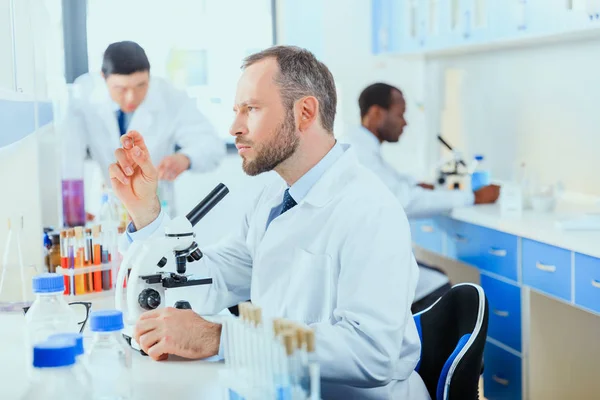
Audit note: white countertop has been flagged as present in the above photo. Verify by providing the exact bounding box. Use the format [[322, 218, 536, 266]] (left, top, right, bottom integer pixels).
[[449, 200, 600, 258], [0, 296, 227, 400]]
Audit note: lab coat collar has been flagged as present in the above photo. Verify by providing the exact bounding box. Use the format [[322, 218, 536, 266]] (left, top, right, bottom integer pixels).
[[355, 125, 383, 155], [288, 141, 344, 204], [300, 143, 358, 208]]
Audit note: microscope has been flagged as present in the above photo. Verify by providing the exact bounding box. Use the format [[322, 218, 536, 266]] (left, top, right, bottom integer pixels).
[[115, 183, 229, 353], [434, 135, 469, 190]]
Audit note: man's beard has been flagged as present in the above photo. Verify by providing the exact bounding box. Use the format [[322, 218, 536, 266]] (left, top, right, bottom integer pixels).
[[239, 111, 300, 176]]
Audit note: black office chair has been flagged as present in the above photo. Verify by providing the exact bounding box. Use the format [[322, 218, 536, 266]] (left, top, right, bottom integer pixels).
[[413, 283, 489, 400]]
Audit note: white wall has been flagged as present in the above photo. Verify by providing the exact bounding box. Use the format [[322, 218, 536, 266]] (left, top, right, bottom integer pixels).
[[0, 0, 15, 92], [277, 0, 430, 180], [0, 133, 46, 302], [173, 0, 431, 247], [0, 0, 65, 301], [426, 37, 600, 195]]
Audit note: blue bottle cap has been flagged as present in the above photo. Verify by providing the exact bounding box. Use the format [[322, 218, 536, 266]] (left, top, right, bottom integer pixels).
[[90, 310, 124, 332], [101, 193, 109, 203], [33, 338, 76, 368], [48, 333, 84, 356], [474, 155, 484, 161], [32, 273, 65, 294]]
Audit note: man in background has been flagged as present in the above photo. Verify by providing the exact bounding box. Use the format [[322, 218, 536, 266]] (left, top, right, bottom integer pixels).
[[62, 41, 224, 217], [342, 83, 500, 312]]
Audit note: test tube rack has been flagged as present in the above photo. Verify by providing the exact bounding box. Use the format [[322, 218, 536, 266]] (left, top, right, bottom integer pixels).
[[52, 224, 126, 297], [220, 302, 320, 400]]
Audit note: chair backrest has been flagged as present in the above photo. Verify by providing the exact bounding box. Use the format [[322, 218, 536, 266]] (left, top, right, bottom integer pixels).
[[413, 283, 489, 400]]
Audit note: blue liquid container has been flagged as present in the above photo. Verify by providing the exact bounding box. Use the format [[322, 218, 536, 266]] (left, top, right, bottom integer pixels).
[[471, 155, 490, 191]]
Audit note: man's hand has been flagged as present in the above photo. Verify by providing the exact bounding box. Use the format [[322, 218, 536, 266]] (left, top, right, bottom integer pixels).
[[109, 130, 160, 230], [417, 183, 435, 190], [157, 154, 191, 181], [133, 307, 222, 361], [474, 184, 501, 204]]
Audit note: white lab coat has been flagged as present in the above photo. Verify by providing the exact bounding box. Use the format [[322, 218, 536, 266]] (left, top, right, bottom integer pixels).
[[61, 73, 225, 215], [340, 126, 474, 219], [120, 146, 430, 400]]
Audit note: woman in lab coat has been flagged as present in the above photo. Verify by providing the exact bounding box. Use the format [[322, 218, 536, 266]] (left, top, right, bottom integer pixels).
[[62, 41, 225, 216], [113, 47, 430, 400]]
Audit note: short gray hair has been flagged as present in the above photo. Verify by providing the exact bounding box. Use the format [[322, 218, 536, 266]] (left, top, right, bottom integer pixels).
[[242, 45, 337, 133]]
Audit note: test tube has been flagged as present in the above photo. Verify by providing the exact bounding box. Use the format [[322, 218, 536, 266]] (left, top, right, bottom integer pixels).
[[297, 328, 310, 396], [273, 320, 294, 400], [252, 306, 269, 397], [74, 227, 86, 295], [306, 329, 320, 400], [285, 328, 304, 397], [282, 331, 296, 398], [59, 230, 69, 295], [85, 228, 95, 292], [238, 302, 249, 374], [116, 225, 126, 289], [101, 225, 111, 290], [90, 227, 102, 292], [67, 229, 76, 296]]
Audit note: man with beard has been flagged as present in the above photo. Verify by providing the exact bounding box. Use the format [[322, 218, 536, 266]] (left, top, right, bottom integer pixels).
[[111, 47, 430, 399]]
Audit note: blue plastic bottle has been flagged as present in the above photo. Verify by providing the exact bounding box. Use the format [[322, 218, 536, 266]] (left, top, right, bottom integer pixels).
[[471, 155, 490, 192]]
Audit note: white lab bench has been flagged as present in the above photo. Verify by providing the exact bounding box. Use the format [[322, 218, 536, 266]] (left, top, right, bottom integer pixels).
[[0, 296, 227, 400], [410, 203, 600, 400]]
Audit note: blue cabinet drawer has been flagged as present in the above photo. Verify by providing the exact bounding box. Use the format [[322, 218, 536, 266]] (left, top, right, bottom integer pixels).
[[522, 239, 571, 302], [574, 253, 600, 313], [483, 341, 522, 400], [410, 218, 443, 254], [444, 221, 518, 281], [481, 275, 522, 352]]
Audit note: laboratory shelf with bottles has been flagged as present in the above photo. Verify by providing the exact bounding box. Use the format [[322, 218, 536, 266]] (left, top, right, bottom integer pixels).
[[372, 0, 600, 56]]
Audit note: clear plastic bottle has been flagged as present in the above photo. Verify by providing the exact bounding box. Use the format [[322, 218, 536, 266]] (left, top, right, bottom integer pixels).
[[49, 333, 92, 390], [21, 338, 89, 399], [87, 310, 132, 400], [25, 273, 78, 348], [470, 155, 490, 192]]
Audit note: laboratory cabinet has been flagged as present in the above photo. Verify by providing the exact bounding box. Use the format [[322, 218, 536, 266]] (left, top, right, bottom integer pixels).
[[574, 252, 600, 314], [483, 341, 523, 400], [522, 239, 572, 302], [411, 215, 600, 399], [443, 220, 518, 282], [409, 217, 444, 255], [480, 274, 522, 352], [371, 0, 406, 54], [371, 0, 600, 56]]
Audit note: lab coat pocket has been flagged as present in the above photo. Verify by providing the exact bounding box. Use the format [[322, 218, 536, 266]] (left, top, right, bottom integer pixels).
[[284, 248, 333, 325]]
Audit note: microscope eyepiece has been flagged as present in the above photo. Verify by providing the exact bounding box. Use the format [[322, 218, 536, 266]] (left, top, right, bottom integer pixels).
[[186, 183, 229, 227]]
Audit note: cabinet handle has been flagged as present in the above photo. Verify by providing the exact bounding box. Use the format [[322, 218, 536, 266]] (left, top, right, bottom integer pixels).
[[535, 262, 556, 273], [493, 309, 509, 317], [453, 234, 468, 243], [488, 248, 507, 257], [492, 375, 510, 386], [420, 225, 434, 233], [591, 280, 600, 289]]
